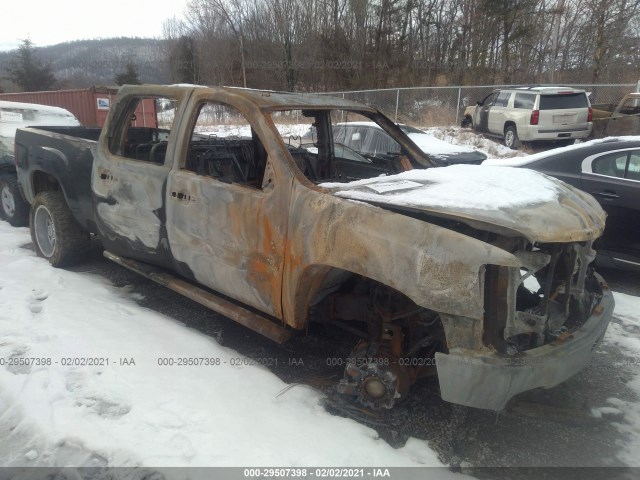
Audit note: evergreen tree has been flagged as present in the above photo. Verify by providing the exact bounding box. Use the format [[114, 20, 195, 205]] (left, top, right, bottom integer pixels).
[[6, 39, 57, 92], [114, 61, 141, 85]]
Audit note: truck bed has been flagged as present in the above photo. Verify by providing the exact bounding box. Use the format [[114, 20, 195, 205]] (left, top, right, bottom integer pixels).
[[15, 126, 100, 232]]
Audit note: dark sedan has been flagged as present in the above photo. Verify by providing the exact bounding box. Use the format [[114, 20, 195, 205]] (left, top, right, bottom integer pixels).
[[333, 122, 488, 166], [484, 137, 640, 271]]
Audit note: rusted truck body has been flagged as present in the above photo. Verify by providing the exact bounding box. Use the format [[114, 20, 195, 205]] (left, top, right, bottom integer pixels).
[[592, 92, 640, 137], [15, 85, 614, 411]]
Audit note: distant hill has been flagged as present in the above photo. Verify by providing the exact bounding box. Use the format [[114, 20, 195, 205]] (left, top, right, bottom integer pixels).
[[0, 37, 171, 91]]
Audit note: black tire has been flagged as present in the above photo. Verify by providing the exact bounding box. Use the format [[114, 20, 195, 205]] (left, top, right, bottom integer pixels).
[[30, 191, 91, 267], [0, 174, 29, 227], [504, 125, 520, 149], [461, 116, 472, 128]]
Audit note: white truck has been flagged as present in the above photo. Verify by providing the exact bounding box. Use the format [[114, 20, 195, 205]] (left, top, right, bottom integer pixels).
[[461, 87, 593, 149]]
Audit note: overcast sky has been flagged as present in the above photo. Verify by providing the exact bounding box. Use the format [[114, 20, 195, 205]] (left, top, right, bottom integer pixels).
[[0, 0, 190, 51]]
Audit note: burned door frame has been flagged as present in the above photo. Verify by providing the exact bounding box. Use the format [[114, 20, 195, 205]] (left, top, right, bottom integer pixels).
[[165, 91, 294, 319], [93, 87, 192, 267], [475, 92, 497, 133], [606, 114, 640, 137]]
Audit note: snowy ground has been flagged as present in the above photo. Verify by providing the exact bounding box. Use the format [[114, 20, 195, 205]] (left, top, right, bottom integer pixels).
[[422, 126, 526, 159], [3, 222, 640, 474], [0, 223, 468, 476], [594, 292, 640, 465]]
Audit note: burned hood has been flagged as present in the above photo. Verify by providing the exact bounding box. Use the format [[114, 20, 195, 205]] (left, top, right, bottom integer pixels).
[[320, 165, 606, 243]]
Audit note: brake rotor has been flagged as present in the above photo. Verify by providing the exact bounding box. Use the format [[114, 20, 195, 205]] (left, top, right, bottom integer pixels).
[[338, 343, 411, 409]]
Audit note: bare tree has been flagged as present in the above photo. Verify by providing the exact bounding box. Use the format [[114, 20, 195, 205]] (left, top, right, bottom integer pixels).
[[162, 0, 640, 90]]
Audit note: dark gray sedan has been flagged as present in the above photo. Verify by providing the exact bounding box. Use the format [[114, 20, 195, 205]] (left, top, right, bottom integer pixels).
[[484, 137, 640, 271], [333, 122, 488, 166]]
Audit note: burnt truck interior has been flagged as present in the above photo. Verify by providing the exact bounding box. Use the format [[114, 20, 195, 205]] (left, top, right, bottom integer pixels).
[[185, 133, 267, 187], [181, 101, 270, 187], [181, 107, 426, 187], [121, 127, 171, 164], [108, 96, 176, 165], [110, 98, 427, 189]]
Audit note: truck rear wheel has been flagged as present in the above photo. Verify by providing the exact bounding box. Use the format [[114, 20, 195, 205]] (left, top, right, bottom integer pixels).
[[30, 191, 91, 267], [0, 175, 29, 227]]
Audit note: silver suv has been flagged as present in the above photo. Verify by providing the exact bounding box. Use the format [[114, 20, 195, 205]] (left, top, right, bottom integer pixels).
[[462, 87, 593, 149]]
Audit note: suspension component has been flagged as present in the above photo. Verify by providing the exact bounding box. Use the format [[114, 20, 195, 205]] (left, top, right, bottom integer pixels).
[[338, 324, 412, 409], [325, 279, 444, 409]]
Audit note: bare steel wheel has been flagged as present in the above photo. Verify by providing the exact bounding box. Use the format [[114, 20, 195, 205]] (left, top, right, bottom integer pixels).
[[1, 183, 15, 218], [0, 175, 29, 226], [30, 191, 91, 267], [33, 204, 56, 257]]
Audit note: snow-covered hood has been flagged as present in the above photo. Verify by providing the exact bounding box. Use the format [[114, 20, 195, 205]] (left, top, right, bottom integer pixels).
[[320, 165, 606, 243]]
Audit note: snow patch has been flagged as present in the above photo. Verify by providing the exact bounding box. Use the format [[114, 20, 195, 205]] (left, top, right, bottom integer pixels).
[[590, 405, 624, 419], [424, 126, 524, 159], [0, 221, 448, 468], [593, 291, 640, 466]]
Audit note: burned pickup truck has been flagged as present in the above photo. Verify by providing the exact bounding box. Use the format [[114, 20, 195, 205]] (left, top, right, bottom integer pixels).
[[591, 92, 640, 138], [15, 85, 613, 410]]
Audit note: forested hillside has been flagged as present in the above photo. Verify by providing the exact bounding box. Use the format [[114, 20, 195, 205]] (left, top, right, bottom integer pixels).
[[0, 38, 170, 92], [164, 0, 640, 91]]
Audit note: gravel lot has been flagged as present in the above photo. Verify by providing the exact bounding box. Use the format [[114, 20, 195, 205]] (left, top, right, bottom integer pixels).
[[64, 249, 640, 479]]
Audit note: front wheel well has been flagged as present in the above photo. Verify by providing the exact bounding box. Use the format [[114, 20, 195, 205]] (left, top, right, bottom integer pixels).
[[294, 265, 428, 326], [293, 265, 442, 336], [292, 265, 354, 327], [295, 266, 446, 409]]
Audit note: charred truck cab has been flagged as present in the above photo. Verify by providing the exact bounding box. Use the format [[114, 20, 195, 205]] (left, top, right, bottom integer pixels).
[[15, 85, 613, 411]]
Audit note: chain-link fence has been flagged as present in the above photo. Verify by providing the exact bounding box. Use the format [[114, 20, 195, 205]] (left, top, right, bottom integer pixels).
[[321, 84, 639, 127]]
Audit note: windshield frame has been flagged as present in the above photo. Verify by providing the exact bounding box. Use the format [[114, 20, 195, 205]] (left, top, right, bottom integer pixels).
[[266, 107, 436, 180]]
